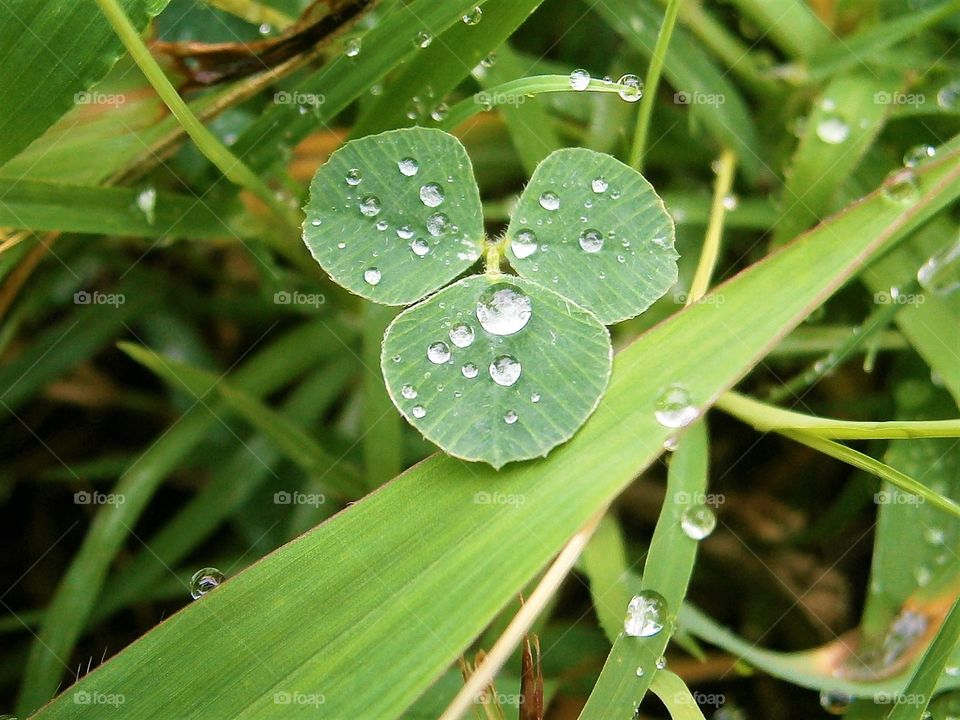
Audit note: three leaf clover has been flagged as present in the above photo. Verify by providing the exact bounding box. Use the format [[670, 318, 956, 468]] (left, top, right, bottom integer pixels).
[[303, 128, 678, 468]]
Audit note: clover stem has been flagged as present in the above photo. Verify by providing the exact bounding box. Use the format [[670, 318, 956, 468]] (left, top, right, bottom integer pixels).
[[484, 241, 502, 275], [688, 148, 737, 304]]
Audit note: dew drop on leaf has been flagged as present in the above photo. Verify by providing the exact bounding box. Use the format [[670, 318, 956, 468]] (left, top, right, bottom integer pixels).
[[359, 195, 381, 217], [654, 384, 698, 429], [539, 191, 560, 211], [190, 567, 224, 599], [512, 229, 538, 259], [426, 212, 450, 236], [916, 235, 960, 296], [816, 115, 849, 144], [569, 68, 591, 91], [398, 157, 419, 176], [401, 384, 417, 399], [903, 144, 936, 167], [414, 31, 432, 48], [882, 168, 920, 204], [530, 392, 541, 403], [363, 268, 381, 286], [411, 238, 430, 257], [591, 176, 608, 193], [819, 690, 853, 716], [617, 73, 643, 102], [680, 505, 717, 540], [476, 283, 532, 335], [345, 168, 362, 186], [504, 410, 518, 424], [420, 183, 445, 207], [427, 341, 451, 364], [624, 590, 667, 637], [449, 323, 475, 348], [397, 224, 414, 239], [462, 6, 482, 25], [412, 405, 426, 418], [489, 355, 522, 386], [345, 37, 361, 57], [461, 362, 479, 379], [579, 228, 604, 253], [937, 80, 960, 109]]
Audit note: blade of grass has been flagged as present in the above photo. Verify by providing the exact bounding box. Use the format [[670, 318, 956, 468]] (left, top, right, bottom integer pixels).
[[650, 670, 707, 719]]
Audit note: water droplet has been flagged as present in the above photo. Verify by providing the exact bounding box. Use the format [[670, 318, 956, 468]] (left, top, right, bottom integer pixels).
[[427, 341, 451, 364], [462, 6, 482, 25], [411, 238, 430, 257], [569, 68, 591, 91], [946, 665, 960, 677], [420, 183, 445, 207], [401, 384, 417, 399], [346, 168, 362, 186], [635, 667, 644, 677], [397, 224, 414, 240], [391, 354, 401, 363], [655, 656, 667, 670], [375, 219, 388, 231], [914, 565, 932, 587], [398, 157, 419, 176], [539, 191, 560, 211], [591, 176, 608, 193], [530, 392, 541, 403], [190, 567, 224, 599], [430, 103, 449, 122], [426, 212, 450, 236], [903, 144, 936, 167], [512, 229, 538, 259], [489, 355, 522, 387], [937, 80, 960, 109], [359, 195, 381, 217], [655, 384, 698, 429], [461, 362, 479, 379], [923, 526, 945, 545], [135, 187, 157, 224], [414, 31, 432, 48], [363, 268, 381, 286], [412, 405, 426, 418], [882, 168, 920, 204], [917, 236, 960, 296], [681, 505, 717, 540], [722, 194, 739, 211], [623, 590, 668, 637], [663, 434, 679, 452], [617, 73, 643, 102], [504, 410, 518, 424], [337, 241, 346, 249], [579, 228, 604, 253], [819, 689, 853, 715], [481, 52, 497, 68], [476, 283, 532, 335], [345, 37, 362, 57], [448, 323, 475, 348], [816, 115, 850, 144]]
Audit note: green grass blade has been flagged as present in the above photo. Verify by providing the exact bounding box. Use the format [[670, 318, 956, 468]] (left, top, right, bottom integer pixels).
[[28, 145, 960, 720], [650, 670, 707, 719]]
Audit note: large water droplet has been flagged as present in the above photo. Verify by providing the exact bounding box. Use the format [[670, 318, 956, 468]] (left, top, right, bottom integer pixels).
[[882, 168, 920, 204], [449, 323, 475, 348], [426, 212, 450, 236], [427, 341, 451, 364], [937, 80, 960, 109], [655, 384, 698, 428], [476, 283, 532, 336], [512, 229, 538, 259], [462, 6, 482, 25], [617, 73, 643, 102], [411, 238, 430, 257], [819, 690, 853, 715], [916, 236, 960, 296], [624, 590, 668, 637], [569, 68, 591, 91], [190, 567, 224, 599], [681, 505, 717, 540], [539, 191, 560, 211], [401, 384, 417, 399], [489, 355, 522, 386], [363, 268, 381, 286], [504, 410, 518, 424], [420, 183, 445, 207], [579, 228, 604, 253], [412, 405, 426, 418], [461, 362, 479, 379], [430, 103, 448, 122], [591, 176, 608, 193], [359, 195, 381, 217], [398, 157, 419, 176], [397, 224, 414, 239], [816, 115, 850, 144], [903, 144, 936, 167], [346, 168, 362, 186]]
